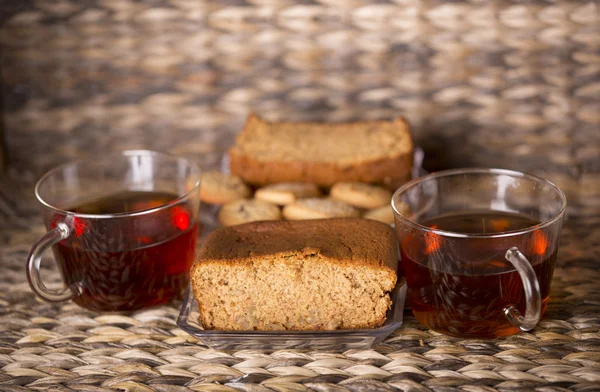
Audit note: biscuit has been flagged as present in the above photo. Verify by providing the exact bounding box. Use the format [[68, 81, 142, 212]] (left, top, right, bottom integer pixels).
[[218, 199, 281, 226], [283, 198, 360, 220], [330, 182, 392, 209], [363, 205, 395, 225], [254, 182, 322, 205], [200, 171, 252, 205]]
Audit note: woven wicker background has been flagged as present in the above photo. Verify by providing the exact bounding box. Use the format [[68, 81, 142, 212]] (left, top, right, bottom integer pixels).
[[0, 2, 600, 391], [1, 0, 599, 185]]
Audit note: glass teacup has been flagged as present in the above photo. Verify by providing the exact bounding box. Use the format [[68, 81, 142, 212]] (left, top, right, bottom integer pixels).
[[392, 168, 566, 338], [27, 150, 202, 312]]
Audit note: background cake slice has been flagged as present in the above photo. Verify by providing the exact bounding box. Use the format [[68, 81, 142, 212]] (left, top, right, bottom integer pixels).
[[191, 218, 398, 331], [229, 114, 413, 189]]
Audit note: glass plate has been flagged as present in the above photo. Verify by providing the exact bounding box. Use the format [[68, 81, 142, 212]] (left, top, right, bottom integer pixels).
[[177, 280, 407, 351]]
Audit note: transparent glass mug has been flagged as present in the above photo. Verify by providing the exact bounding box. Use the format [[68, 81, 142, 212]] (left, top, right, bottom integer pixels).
[[392, 168, 566, 338], [27, 150, 202, 312]]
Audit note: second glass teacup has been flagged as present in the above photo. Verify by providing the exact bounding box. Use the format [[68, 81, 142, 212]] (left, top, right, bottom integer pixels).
[[27, 150, 202, 312], [392, 168, 566, 338]]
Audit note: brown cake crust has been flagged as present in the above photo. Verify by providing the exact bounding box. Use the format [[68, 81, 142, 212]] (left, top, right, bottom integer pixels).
[[197, 218, 397, 268], [191, 218, 398, 331], [228, 114, 414, 189]]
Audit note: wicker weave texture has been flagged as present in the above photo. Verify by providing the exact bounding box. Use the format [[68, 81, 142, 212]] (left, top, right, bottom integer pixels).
[[0, 201, 599, 391], [0, 0, 598, 179], [0, 2, 599, 387]]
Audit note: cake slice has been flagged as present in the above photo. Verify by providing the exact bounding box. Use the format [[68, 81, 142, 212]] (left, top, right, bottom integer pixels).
[[228, 114, 413, 188], [191, 218, 398, 331]]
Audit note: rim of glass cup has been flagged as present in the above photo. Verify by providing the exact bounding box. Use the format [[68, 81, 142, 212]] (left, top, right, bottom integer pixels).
[[391, 168, 567, 239], [35, 150, 201, 219]]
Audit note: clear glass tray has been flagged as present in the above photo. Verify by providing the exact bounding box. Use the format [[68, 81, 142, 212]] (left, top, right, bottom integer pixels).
[[177, 280, 407, 351]]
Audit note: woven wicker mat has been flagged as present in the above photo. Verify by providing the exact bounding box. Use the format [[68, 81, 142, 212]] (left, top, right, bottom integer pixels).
[[2, 0, 599, 178], [0, 176, 598, 392]]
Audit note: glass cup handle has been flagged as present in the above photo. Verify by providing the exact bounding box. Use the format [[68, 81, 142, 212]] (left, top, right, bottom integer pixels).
[[504, 246, 542, 331], [26, 223, 74, 302]]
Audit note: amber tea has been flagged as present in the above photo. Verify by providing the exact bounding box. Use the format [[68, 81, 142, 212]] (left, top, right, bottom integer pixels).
[[27, 151, 202, 312], [52, 190, 199, 312], [393, 169, 565, 338], [401, 211, 555, 338]]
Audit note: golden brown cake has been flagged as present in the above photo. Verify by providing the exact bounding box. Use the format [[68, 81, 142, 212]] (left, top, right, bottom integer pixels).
[[228, 114, 413, 188], [191, 218, 398, 331]]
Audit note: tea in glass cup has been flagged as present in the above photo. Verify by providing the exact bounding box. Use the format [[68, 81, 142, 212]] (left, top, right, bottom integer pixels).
[[27, 150, 201, 312], [392, 168, 566, 338]]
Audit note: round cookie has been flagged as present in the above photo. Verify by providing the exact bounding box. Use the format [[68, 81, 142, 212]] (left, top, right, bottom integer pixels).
[[254, 182, 322, 206], [363, 205, 395, 225], [218, 199, 281, 226], [283, 198, 360, 220], [330, 182, 392, 209], [200, 171, 252, 205]]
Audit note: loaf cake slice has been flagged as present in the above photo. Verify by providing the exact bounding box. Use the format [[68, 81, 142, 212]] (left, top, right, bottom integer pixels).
[[229, 114, 413, 188], [191, 218, 398, 331]]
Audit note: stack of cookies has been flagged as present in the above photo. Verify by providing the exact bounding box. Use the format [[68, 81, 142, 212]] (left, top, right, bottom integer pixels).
[[199, 114, 414, 227], [200, 172, 399, 226]]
